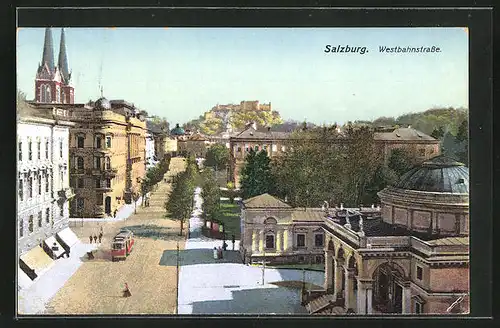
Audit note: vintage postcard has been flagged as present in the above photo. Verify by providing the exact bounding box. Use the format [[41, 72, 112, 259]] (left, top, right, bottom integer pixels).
[[16, 24, 471, 316]]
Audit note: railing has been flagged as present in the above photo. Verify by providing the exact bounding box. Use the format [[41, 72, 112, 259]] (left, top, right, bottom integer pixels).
[[410, 237, 468, 255], [366, 236, 411, 248], [324, 219, 361, 246]]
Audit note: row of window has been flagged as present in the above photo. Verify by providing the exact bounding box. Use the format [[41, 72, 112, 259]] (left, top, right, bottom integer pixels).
[[76, 135, 112, 149], [74, 156, 112, 170], [235, 144, 286, 153], [263, 233, 324, 249], [18, 140, 63, 161], [74, 177, 112, 189], [18, 172, 52, 201], [18, 206, 61, 237], [39, 84, 71, 104]]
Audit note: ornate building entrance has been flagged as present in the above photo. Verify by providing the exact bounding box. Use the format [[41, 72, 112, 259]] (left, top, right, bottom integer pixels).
[[372, 262, 406, 314]]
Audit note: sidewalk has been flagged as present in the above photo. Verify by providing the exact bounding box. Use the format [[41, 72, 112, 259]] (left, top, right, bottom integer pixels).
[[18, 241, 98, 314], [177, 188, 323, 315], [68, 196, 143, 222]]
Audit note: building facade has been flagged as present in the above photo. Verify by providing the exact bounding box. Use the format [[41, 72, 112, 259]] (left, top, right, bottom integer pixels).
[[240, 193, 326, 265], [307, 155, 469, 315], [34, 28, 74, 104], [177, 133, 210, 158], [33, 98, 147, 218], [145, 130, 156, 169], [229, 125, 440, 189], [229, 124, 290, 187], [17, 103, 77, 287]]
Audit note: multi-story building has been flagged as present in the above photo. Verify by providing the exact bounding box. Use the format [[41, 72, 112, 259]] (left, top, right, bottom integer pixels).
[[17, 102, 77, 287], [305, 155, 469, 315], [374, 127, 440, 165], [229, 124, 440, 188], [145, 130, 156, 169], [58, 98, 147, 218], [228, 123, 291, 187], [177, 133, 210, 158]]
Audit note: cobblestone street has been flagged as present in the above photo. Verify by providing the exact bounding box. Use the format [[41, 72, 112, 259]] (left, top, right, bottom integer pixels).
[[43, 158, 187, 314]]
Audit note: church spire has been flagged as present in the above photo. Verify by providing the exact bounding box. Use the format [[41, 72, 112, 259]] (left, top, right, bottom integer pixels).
[[58, 28, 71, 84], [41, 28, 55, 73]]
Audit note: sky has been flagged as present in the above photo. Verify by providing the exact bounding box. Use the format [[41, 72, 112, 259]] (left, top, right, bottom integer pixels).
[[17, 27, 468, 125]]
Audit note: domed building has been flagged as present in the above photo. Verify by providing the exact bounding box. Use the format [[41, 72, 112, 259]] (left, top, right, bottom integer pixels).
[[377, 155, 469, 237], [170, 123, 185, 136], [305, 155, 469, 316], [93, 97, 111, 110]]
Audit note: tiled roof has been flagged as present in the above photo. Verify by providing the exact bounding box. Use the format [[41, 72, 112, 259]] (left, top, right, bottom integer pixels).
[[291, 209, 325, 222], [233, 127, 291, 140], [374, 127, 436, 141], [242, 193, 291, 209]]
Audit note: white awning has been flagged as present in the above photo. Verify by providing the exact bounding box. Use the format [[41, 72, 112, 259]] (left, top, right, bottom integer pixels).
[[18, 266, 34, 290], [20, 246, 54, 273], [57, 227, 80, 249], [44, 236, 65, 258]]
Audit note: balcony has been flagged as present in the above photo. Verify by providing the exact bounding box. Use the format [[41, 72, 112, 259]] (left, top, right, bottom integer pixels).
[[87, 167, 118, 176], [71, 168, 85, 174], [57, 188, 75, 203]]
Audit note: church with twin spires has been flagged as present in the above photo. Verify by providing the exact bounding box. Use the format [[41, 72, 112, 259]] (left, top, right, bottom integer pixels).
[[34, 28, 74, 104]]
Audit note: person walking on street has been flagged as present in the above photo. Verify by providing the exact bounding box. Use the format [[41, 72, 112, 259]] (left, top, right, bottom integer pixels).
[[123, 282, 132, 297], [89, 235, 93, 244], [98, 232, 103, 243], [213, 247, 218, 260], [231, 234, 235, 251], [93, 235, 97, 243], [113, 209, 117, 218]]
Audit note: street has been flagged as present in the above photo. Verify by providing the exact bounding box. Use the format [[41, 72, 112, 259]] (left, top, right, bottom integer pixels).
[[34, 158, 187, 314]]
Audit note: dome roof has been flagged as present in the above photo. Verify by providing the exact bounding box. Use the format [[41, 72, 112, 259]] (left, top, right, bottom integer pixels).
[[170, 124, 185, 135], [394, 155, 469, 194], [94, 97, 111, 110]]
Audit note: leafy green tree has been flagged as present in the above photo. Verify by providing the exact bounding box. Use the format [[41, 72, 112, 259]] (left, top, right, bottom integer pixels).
[[205, 144, 230, 171], [340, 125, 382, 207], [455, 119, 468, 165], [200, 169, 221, 221], [388, 148, 415, 176], [165, 171, 195, 236], [271, 126, 343, 207], [430, 126, 445, 139], [240, 149, 276, 199]]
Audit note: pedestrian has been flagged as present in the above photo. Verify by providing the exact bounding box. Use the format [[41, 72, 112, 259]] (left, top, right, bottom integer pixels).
[[113, 209, 117, 218], [93, 235, 97, 243], [123, 282, 132, 297], [231, 234, 235, 251], [213, 247, 218, 260], [98, 232, 103, 243], [89, 235, 93, 244], [222, 241, 227, 251]]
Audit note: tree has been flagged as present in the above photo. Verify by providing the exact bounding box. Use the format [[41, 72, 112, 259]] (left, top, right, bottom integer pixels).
[[388, 148, 415, 176], [455, 119, 468, 165], [200, 169, 221, 221], [165, 171, 195, 236], [240, 149, 276, 199], [430, 126, 445, 139], [205, 144, 230, 171], [226, 181, 236, 203]]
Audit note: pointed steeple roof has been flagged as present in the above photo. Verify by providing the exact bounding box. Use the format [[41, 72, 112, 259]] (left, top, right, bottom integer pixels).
[[57, 28, 71, 84], [40, 28, 55, 74]]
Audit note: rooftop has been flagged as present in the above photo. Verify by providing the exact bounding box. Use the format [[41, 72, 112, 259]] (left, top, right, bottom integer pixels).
[[393, 155, 469, 193], [374, 127, 437, 142], [242, 193, 291, 209]]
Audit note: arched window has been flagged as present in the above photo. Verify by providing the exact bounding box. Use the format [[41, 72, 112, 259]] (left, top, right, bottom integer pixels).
[[46, 85, 51, 103], [62, 90, 66, 104], [77, 156, 84, 170], [105, 157, 111, 170], [28, 215, 34, 233], [264, 217, 277, 225], [56, 85, 60, 103]]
